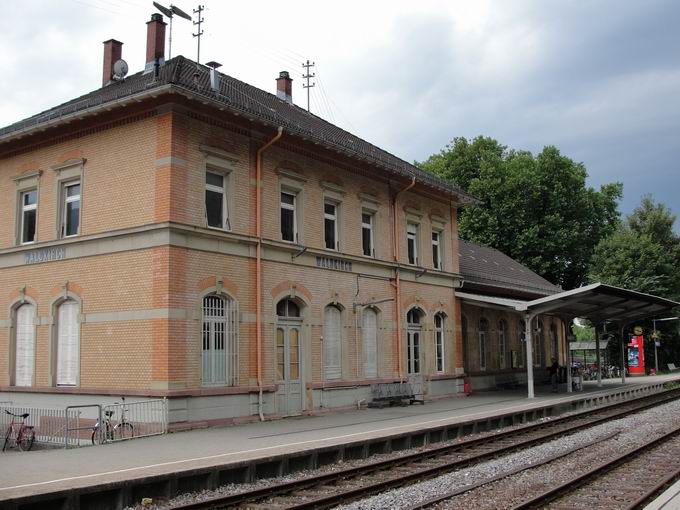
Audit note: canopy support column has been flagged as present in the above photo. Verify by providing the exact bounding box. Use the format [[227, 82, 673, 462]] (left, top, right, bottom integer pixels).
[[563, 318, 573, 393], [525, 313, 536, 399], [620, 323, 627, 384]]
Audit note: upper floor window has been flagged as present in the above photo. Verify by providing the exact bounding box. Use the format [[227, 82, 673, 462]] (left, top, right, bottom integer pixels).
[[205, 171, 229, 230], [432, 230, 442, 270], [324, 201, 338, 250], [20, 190, 37, 245], [362, 212, 374, 257], [407, 223, 418, 265], [280, 191, 297, 242], [61, 181, 81, 238]]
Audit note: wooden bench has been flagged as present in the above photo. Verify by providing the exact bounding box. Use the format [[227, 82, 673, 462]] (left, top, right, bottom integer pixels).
[[368, 382, 424, 408], [496, 374, 521, 390], [668, 363, 679, 372]]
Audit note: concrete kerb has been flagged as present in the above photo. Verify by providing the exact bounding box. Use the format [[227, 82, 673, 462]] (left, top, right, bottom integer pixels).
[[0, 380, 676, 510]]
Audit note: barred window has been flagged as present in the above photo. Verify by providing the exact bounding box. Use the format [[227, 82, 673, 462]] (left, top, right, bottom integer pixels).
[[202, 294, 238, 386]]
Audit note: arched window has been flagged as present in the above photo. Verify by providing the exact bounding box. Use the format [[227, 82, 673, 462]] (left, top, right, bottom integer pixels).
[[406, 308, 424, 374], [362, 307, 378, 378], [550, 323, 558, 360], [14, 303, 36, 387], [517, 318, 526, 368], [498, 319, 507, 369], [277, 298, 300, 318], [535, 320, 544, 367], [56, 300, 79, 386], [324, 305, 342, 379], [478, 318, 488, 370], [202, 294, 238, 386], [434, 313, 445, 373]]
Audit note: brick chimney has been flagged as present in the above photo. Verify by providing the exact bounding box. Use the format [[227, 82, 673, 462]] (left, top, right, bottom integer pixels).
[[145, 13, 167, 73], [102, 39, 123, 86], [276, 71, 293, 104]]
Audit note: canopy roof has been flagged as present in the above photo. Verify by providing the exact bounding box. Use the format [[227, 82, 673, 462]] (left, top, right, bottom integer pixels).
[[518, 283, 679, 324], [570, 340, 610, 351]]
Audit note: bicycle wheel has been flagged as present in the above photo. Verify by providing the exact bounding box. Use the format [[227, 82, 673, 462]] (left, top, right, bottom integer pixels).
[[3, 427, 13, 452], [18, 427, 34, 451], [116, 422, 134, 440]]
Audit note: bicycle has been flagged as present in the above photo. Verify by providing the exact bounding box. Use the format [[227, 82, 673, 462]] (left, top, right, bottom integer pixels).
[[91, 397, 134, 444], [3, 410, 35, 452]]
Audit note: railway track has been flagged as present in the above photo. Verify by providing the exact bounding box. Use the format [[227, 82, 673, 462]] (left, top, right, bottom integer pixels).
[[167, 386, 680, 510]]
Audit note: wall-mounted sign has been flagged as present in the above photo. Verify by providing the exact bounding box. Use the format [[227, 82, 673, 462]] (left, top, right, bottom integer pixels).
[[316, 256, 352, 272], [633, 326, 643, 335], [24, 247, 66, 265]]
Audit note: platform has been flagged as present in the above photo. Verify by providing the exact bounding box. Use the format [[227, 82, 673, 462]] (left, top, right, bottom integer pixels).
[[1, 374, 678, 509]]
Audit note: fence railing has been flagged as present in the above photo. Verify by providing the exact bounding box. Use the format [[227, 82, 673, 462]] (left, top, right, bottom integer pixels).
[[99, 398, 167, 443], [0, 405, 82, 446], [1, 398, 167, 449]]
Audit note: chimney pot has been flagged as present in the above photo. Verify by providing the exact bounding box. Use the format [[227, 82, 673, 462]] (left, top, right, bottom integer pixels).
[[276, 71, 293, 104], [102, 39, 123, 86], [145, 13, 167, 73]]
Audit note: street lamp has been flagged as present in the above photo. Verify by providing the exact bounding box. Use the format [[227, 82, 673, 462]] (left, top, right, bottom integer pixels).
[[652, 317, 680, 373]]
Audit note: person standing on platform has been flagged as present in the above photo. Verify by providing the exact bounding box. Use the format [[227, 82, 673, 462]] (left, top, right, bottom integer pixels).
[[549, 358, 559, 393]]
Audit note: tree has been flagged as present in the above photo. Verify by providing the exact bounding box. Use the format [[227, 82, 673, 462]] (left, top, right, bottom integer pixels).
[[418, 137, 622, 289]]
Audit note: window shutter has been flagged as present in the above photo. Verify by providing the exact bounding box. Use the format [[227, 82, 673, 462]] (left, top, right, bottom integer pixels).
[[324, 307, 342, 379], [15, 304, 35, 387], [362, 309, 378, 378], [57, 301, 79, 386]]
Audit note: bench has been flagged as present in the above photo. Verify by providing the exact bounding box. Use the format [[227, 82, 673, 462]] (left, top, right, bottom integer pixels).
[[668, 363, 679, 372], [369, 382, 424, 408], [496, 374, 521, 390]]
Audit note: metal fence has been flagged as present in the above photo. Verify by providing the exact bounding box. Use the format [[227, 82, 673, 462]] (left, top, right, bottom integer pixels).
[[1, 398, 167, 449], [0, 405, 82, 446], [98, 398, 167, 443]]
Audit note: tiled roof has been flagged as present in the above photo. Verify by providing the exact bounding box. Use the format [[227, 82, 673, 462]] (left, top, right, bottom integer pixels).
[[458, 240, 561, 297], [0, 56, 477, 203]]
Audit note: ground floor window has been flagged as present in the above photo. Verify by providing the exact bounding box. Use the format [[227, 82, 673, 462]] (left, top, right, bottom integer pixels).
[[362, 307, 378, 378], [202, 294, 238, 386], [324, 305, 342, 379], [14, 304, 36, 387], [434, 313, 445, 372], [56, 300, 80, 386], [498, 319, 507, 369], [407, 308, 423, 374], [478, 318, 488, 370]]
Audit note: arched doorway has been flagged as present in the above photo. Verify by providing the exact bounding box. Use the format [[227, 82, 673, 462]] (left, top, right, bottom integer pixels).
[[276, 298, 303, 416]]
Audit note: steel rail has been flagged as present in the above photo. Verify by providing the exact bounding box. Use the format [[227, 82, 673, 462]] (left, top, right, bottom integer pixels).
[[166, 387, 680, 510]]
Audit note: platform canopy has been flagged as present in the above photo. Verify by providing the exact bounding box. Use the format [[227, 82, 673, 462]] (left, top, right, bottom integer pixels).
[[516, 283, 679, 324]]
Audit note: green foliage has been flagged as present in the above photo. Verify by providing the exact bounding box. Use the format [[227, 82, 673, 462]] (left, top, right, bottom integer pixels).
[[588, 195, 680, 300], [573, 324, 594, 342], [417, 136, 622, 289]]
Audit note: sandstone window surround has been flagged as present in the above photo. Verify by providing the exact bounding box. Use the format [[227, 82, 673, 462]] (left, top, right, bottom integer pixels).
[[278, 169, 306, 244], [52, 159, 86, 239], [11, 170, 42, 246], [201, 146, 237, 232]]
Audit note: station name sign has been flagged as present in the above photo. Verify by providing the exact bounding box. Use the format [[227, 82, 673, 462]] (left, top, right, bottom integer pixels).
[[316, 255, 353, 272], [24, 247, 66, 265]]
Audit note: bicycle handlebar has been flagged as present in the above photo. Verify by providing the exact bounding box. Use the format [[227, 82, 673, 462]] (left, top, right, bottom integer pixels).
[[4, 410, 29, 418]]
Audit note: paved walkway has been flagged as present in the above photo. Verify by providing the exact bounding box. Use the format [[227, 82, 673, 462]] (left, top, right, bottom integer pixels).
[[1, 374, 678, 501]]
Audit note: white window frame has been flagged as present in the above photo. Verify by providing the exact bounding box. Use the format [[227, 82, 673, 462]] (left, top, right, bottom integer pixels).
[[201, 294, 239, 387], [434, 313, 445, 373], [323, 305, 342, 380], [406, 309, 422, 375], [20, 189, 38, 245], [431, 230, 442, 270], [61, 180, 81, 238], [280, 190, 298, 243], [499, 320, 507, 369], [361, 211, 374, 257], [362, 307, 378, 378], [407, 223, 419, 265], [14, 303, 36, 387], [205, 170, 230, 230], [479, 319, 488, 371], [56, 300, 80, 386], [324, 200, 339, 251]]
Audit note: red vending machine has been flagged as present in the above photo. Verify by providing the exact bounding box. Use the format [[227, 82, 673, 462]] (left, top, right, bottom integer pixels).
[[627, 335, 646, 376]]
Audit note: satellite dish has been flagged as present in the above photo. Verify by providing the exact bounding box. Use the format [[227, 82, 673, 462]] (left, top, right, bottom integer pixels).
[[112, 59, 129, 81]]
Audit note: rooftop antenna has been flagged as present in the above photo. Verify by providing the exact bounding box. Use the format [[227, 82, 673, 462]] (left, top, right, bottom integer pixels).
[[302, 59, 316, 112], [192, 5, 205, 66], [152, 2, 191, 60]]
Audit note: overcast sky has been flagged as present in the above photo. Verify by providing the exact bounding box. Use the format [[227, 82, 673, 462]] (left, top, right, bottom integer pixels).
[[2, 0, 678, 223]]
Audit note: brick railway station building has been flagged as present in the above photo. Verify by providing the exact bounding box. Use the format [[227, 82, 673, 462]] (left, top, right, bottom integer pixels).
[[0, 15, 566, 427]]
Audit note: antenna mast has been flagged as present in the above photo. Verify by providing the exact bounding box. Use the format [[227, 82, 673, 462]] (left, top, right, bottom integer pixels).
[[192, 5, 205, 65], [302, 59, 316, 113], [153, 2, 191, 60]]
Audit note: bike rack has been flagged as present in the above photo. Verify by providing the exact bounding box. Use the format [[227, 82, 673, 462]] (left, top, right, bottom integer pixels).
[[64, 404, 101, 448]]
